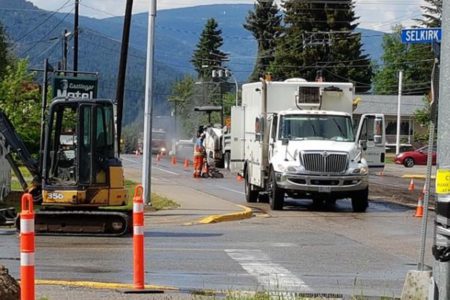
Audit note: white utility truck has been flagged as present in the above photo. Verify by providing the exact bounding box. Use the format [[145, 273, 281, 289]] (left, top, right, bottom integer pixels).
[[230, 78, 385, 211]]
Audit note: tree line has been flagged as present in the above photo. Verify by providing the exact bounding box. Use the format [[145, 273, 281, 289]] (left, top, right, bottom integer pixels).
[[167, 0, 441, 140]]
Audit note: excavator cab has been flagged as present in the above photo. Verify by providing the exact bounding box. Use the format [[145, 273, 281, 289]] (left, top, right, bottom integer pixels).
[[22, 98, 130, 236], [42, 98, 127, 208]]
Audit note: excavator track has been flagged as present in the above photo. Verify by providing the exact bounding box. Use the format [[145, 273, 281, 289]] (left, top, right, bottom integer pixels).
[[17, 210, 131, 237]]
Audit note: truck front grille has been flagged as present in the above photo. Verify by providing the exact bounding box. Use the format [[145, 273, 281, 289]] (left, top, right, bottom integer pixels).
[[302, 152, 348, 173]]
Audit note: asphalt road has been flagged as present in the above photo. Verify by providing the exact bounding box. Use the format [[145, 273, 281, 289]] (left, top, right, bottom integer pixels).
[[0, 155, 436, 298]]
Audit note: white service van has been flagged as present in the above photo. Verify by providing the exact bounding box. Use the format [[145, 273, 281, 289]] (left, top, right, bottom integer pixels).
[[230, 78, 385, 211]]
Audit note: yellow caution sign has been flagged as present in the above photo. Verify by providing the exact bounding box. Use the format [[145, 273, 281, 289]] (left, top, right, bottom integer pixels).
[[436, 169, 450, 194]]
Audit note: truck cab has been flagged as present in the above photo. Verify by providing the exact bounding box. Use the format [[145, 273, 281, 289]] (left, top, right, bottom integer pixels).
[[231, 79, 385, 212], [263, 110, 384, 211]]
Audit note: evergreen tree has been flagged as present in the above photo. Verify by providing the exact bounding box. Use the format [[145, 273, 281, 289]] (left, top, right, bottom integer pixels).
[[243, 0, 281, 82], [417, 0, 442, 27], [270, 0, 372, 93], [0, 23, 11, 79], [191, 18, 228, 80]]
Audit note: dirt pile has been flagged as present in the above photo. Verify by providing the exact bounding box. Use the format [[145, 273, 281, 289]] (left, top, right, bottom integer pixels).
[[0, 265, 19, 300]]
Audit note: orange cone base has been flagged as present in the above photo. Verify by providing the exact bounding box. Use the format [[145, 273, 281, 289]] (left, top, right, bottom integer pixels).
[[415, 206, 424, 217]]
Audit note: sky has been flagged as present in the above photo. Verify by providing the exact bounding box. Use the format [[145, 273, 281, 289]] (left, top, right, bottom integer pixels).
[[28, 0, 427, 32]]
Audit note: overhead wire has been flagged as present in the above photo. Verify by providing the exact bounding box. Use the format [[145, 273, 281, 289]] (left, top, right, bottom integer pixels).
[[20, 8, 75, 57], [15, 0, 72, 43]]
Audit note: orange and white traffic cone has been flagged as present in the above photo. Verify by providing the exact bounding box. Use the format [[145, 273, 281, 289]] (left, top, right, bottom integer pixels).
[[184, 159, 189, 169], [20, 193, 35, 300], [415, 183, 426, 218], [171, 156, 177, 165], [408, 178, 415, 192]]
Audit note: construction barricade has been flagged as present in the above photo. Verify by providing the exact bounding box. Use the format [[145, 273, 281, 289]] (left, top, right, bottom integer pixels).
[[133, 185, 145, 289], [20, 193, 35, 300]]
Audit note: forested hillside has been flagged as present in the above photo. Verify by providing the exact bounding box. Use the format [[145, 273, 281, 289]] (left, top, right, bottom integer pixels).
[[0, 0, 179, 125]]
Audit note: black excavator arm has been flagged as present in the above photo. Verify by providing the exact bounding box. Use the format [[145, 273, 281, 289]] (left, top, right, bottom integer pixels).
[[0, 110, 42, 201]]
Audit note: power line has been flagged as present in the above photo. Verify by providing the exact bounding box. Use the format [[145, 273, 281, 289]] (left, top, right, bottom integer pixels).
[[20, 8, 74, 57], [15, 0, 72, 43]]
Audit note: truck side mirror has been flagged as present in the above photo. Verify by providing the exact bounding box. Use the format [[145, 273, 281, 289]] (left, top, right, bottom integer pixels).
[[374, 117, 383, 145], [255, 116, 265, 142]]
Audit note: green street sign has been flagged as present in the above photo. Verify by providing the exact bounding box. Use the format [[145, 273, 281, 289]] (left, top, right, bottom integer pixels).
[[53, 76, 98, 99]]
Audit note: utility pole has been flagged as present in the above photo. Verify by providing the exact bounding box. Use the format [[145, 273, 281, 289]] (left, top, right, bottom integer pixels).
[[433, 0, 450, 298], [73, 0, 79, 74], [396, 70, 403, 155], [116, 0, 133, 156], [62, 30, 69, 71], [142, 0, 157, 205]]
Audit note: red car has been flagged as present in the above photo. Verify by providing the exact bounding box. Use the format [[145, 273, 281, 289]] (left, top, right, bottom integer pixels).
[[394, 146, 436, 167]]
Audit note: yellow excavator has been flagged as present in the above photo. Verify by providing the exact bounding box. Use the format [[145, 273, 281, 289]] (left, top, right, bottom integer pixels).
[[0, 97, 131, 236]]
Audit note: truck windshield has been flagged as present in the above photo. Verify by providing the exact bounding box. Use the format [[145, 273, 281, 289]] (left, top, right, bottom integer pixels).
[[279, 114, 354, 142]]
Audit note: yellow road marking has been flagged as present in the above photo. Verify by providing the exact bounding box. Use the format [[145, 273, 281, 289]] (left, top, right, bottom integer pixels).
[[35, 279, 177, 290]]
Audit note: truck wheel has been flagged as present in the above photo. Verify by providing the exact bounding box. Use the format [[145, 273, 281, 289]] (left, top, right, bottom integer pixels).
[[351, 188, 369, 212], [224, 152, 231, 170], [245, 172, 258, 203], [269, 170, 284, 210]]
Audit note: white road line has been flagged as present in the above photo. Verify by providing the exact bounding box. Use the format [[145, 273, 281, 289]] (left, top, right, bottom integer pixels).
[[153, 167, 179, 175], [217, 186, 245, 195], [225, 249, 311, 292], [121, 157, 141, 164]]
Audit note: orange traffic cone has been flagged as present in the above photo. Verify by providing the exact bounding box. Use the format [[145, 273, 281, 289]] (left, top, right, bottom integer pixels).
[[415, 183, 426, 217], [236, 174, 243, 182], [171, 156, 177, 165], [184, 159, 189, 169], [408, 178, 415, 192]]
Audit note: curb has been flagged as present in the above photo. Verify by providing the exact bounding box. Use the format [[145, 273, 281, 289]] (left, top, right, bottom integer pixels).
[[35, 279, 177, 291], [197, 205, 253, 224]]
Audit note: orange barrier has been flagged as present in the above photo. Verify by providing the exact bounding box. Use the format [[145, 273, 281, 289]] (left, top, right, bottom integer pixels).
[[20, 193, 35, 300], [415, 183, 426, 218], [133, 185, 145, 289], [184, 159, 190, 169], [171, 156, 177, 165], [408, 178, 415, 192]]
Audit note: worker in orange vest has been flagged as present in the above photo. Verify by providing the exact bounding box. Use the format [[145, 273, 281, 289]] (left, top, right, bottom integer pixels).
[[193, 132, 206, 178]]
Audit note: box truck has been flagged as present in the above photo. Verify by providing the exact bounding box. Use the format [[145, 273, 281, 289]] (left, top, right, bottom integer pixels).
[[230, 78, 385, 211]]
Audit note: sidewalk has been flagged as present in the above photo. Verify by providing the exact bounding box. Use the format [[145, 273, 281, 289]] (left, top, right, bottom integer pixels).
[[151, 183, 251, 225], [124, 168, 251, 226], [381, 163, 436, 179]]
